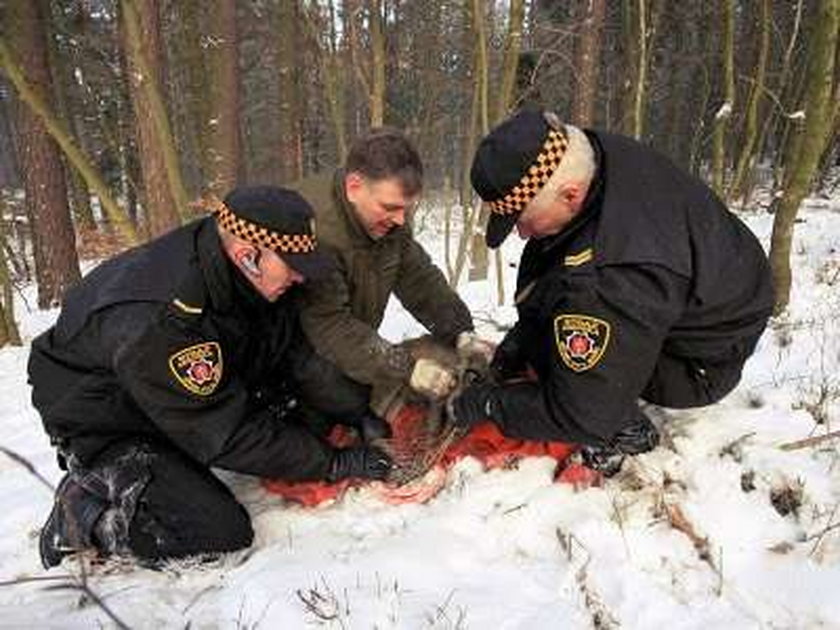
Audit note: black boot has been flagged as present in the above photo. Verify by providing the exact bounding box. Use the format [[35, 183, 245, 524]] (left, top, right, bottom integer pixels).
[[39, 474, 108, 569], [580, 412, 660, 477]]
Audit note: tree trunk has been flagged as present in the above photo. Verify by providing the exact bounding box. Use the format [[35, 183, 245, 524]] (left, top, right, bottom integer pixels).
[[203, 0, 242, 195], [275, 0, 303, 182], [621, 0, 640, 136], [493, 0, 526, 125], [0, 38, 138, 246], [5, 0, 80, 309], [769, 0, 838, 314], [572, 0, 606, 127], [369, 0, 386, 126], [121, 0, 182, 237], [167, 0, 210, 197], [305, 0, 347, 162], [45, 5, 96, 232], [711, 0, 735, 196], [468, 0, 490, 283], [729, 0, 770, 203], [0, 208, 21, 347]]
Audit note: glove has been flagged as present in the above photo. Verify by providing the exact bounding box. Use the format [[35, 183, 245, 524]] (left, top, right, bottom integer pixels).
[[358, 410, 392, 443], [328, 446, 393, 482], [489, 331, 528, 382], [409, 358, 457, 399], [447, 382, 498, 430], [456, 332, 495, 367]]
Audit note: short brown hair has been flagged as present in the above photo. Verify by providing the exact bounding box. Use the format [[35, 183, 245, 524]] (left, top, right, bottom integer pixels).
[[345, 127, 423, 196]]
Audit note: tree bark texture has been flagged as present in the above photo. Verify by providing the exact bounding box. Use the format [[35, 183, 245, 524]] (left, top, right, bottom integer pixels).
[[769, 0, 838, 314], [121, 0, 182, 236], [572, 0, 606, 127], [203, 0, 242, 195], [6, 0, 80, 308]]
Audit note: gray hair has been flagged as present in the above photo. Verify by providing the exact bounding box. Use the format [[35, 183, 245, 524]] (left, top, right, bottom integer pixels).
[[528, 124, 595, 211]]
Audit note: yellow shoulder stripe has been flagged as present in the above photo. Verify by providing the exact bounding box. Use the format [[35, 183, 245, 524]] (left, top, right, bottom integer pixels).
[[563, 248, 593, 267], [172, 298, 203, 315]]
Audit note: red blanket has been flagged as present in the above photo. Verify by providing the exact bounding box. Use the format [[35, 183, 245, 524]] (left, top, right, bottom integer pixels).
[[262, 405, 600, 506]]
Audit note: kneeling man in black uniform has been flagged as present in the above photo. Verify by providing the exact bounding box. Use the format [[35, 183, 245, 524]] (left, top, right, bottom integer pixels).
[[29, 186, 392, 568], [450, 110, 774, 471]]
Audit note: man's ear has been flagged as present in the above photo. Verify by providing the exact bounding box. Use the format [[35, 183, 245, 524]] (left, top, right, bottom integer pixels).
[[560, 183, 585, 211], [232, 243, 261, 277], [345, 172, 365, 202]]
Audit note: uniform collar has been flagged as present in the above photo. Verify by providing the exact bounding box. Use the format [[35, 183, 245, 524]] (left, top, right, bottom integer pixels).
[[196, 217, 236, 313]]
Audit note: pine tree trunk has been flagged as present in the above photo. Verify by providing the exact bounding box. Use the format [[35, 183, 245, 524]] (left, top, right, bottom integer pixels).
[[45, 6, 96, 232], [167, 0, 210, 197], [572, 0, 606, 127], [711, 0, 735, 196], [769, 0, 838, 314], [203, 0, 242, 195], [121, 0, 181, 236], [276, 0, 303, 183], [6, 0, 80, 309]]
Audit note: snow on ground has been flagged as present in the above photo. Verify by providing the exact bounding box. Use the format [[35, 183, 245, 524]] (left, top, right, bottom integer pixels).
[[1, 198, 839, 629]]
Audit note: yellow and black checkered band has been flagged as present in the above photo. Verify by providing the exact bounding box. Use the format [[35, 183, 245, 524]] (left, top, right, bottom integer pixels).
[[208, 197, 317, 254], [487, 129, 569, 216]]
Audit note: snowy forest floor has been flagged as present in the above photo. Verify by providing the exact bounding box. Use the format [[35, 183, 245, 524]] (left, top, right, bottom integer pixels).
[[1, 198, 839, 629]]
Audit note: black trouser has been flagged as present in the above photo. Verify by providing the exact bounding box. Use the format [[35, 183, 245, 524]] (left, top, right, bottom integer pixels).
[[61, 439, 253, 563], [640, 350, 748, 409]]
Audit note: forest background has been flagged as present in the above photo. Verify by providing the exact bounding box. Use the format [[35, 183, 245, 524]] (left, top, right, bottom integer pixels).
[[0, 0, 838, 346]]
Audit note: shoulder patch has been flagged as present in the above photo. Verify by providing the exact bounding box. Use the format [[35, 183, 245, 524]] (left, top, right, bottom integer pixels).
[[168, 342, 223, 395], [554, 314, 611, 372], [563, 248, 593, 267]]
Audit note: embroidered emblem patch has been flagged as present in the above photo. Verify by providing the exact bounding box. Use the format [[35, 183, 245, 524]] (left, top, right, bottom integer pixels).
[[168, 342, 223, 396], [554, 314, 611, 372]]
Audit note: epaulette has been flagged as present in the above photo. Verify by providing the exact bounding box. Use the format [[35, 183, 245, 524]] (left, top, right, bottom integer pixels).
[[169, 266, 208, 317], [563, 248, 594, 267], [171, 298, 203, 315]]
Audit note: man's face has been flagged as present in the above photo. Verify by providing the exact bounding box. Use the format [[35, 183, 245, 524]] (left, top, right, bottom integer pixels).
[[241, 247, 304, 302], [515, 184, 585, 240], [345, 174, 419, 239]]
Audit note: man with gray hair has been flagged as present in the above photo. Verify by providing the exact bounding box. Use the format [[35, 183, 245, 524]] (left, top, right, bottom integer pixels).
[[448, 109, 774, 473]]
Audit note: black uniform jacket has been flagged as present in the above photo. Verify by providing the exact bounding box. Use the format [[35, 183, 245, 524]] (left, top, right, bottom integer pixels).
[[492, 131, 774, 445], [28, 218, 333, 480]]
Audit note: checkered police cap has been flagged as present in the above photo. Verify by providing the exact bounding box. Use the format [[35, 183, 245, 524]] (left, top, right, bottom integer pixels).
[[209, 186, 330, 278], [471, 110, 570, 248]]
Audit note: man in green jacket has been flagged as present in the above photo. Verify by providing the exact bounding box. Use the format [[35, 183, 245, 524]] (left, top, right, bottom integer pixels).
[[292, 129, 486, 434]]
